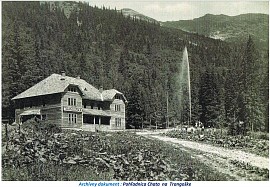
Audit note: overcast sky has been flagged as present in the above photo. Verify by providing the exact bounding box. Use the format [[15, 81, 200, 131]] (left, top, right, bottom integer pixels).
[[87, 0, 269, 21]]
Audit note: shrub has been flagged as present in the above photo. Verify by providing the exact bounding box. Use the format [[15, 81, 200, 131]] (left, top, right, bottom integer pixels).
[[247, 131, 269, 140], [21, 118, 62, 135]]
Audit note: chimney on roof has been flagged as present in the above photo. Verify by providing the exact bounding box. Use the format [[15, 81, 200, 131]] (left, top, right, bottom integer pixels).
[[99, 86, 103, 93], [76, 75, 80, 79], [60, 71, 66, 80], [61, 71, 66, 76]]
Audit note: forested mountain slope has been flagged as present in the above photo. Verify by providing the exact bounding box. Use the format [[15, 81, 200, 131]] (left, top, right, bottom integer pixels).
[[119, 8, 158, 23], [163, 13, 269, 50], [2, 1, 268, 133]]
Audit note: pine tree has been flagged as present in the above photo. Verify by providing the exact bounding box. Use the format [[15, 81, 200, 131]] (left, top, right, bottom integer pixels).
[[20, 27, 43, 90], [2, 21, 24, 119], [2, 1, 267, 132], [199, 69, 222, 128], [126, 81, 144, 129], [239, 36, 265, 132]]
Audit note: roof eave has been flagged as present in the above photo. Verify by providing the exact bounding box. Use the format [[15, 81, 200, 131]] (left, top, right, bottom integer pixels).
[[82, 96, 103, 101], [11, 91, 64, 100]]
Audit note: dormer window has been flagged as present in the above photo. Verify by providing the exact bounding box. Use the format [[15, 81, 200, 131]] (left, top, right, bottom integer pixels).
[[115, 95, 121, 100], [68, 87, 76, 92]]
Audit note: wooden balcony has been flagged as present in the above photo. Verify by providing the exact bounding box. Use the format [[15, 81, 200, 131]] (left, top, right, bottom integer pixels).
[[63, 106, 82, 112]]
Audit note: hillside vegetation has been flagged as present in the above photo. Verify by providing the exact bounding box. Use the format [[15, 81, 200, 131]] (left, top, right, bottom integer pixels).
[[2, 2, 269, 134], [2, 121, 236, 180], [119, 8, 158, 23], [163, 13, 269, 50]]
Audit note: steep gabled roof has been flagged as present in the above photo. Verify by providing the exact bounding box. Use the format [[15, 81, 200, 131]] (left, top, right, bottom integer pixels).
[[102, 89, 128, 103], [12, 74, 126, 102], [12, 74, 69, 100]]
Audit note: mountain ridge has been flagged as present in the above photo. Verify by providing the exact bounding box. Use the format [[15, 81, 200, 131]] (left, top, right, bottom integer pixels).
[[111, 8, 268, 49], [119, 8, 158, 23], [162, 13, 269, 49]]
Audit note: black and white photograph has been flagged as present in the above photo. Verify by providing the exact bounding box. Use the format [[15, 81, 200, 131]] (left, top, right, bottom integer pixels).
[[1, 0, 269, 183]]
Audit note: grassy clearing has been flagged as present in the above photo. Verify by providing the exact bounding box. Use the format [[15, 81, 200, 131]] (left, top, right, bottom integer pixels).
[[165, 129, 269, 157], [229, 160, 269, 180], [2, 121, 236, 181], [164, 140, 269, 181], [2, 164, 113, 181]]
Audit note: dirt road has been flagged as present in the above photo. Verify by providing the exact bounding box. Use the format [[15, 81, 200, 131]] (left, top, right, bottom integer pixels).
[[137, 131, 269, 180]]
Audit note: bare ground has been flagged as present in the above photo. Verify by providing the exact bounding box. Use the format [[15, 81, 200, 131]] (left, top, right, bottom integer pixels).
[[136, 130, 269, 181]]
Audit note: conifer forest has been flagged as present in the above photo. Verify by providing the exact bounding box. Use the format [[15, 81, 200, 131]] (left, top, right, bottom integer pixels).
[[1, 1, 269, 181], [2, 2, 269, 134]]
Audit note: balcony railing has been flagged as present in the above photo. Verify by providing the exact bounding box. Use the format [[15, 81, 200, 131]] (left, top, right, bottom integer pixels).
[[63, 106, 82, 112]]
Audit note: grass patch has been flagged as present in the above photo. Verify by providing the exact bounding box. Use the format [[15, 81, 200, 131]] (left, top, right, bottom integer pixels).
[[165, 129, 269, 157], [1, 121, 242, 181]]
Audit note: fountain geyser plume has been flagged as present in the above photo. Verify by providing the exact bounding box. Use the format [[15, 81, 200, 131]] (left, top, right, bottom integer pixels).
[[178, 47, 192, 126]]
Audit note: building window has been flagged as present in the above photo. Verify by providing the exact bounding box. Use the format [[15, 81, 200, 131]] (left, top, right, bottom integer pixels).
[[68, 113, 77, 124], [84, 103, 86, 108], [115, 95, 121, 99], [98, 105, 102, 110], [115, 105, 121, 111], [68, 114, 71, 123], [73, 114, 77, 123], [68, 87, 76, 92], [115, 118, 121, 127], [68, 98, 77, 106], [41, 114, 47, 120], [20, 102, 24, 109]]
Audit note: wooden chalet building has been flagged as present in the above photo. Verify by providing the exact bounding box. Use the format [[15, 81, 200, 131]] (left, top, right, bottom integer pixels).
[[12, 73, 127, 130]]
